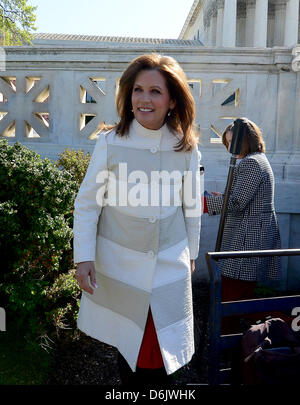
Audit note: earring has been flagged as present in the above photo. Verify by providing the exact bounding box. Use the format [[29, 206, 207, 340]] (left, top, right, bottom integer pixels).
[[167, 110, 171, 117]]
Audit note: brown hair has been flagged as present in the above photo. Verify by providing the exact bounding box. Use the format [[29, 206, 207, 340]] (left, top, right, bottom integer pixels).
[[105, 53, 198, 151], [222, 117, 265, 156]]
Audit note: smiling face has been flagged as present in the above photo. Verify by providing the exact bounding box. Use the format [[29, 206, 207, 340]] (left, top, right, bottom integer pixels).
[[131, 69, 176, 130]]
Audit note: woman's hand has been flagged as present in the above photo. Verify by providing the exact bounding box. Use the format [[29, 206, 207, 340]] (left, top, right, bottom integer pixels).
[[75, 261, 97, 295], [211, 191, 222, 196], [190, 260, 195, 274]]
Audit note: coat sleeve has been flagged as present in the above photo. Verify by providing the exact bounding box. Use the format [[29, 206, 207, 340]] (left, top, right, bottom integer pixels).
[[206, 194, 223, 216], [206, 157, 263, 216], [73, 133, 108, 264], [182, 146, 202, 260]]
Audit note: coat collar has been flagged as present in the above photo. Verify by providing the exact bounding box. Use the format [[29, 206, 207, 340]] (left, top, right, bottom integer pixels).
[[131, 118, 166, 138]]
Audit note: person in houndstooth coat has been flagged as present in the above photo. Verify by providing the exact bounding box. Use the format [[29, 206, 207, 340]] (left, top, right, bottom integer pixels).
[[205, 118, 281, 302]]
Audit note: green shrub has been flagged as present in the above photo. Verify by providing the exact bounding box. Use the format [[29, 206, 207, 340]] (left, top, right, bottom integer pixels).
[[56, 148, 91, 187], [45, 269, 81, 342], [0, 139, 80, 341]]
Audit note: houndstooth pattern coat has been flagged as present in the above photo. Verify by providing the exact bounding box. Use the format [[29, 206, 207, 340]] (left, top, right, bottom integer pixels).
[[206, 152, 281, 282]]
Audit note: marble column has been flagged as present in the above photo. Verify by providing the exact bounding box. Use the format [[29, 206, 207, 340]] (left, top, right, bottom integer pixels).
[[207, 21, 212, 46], [284, 0, 299, 46], [210, 11, 217, 45], [216, 0, 224, 46], [245, 0, 256, 46], [236, 2, 246, 46], [222, 0, 237, 46], [203, 21, 209, 46], [254, 0, 269, 47], [274, 2, 286, 46], [267, 3, 275, 47]]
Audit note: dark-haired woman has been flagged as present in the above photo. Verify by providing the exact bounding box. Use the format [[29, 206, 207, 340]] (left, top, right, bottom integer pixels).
[[205, 118, 281, 303], [73, 54, 202, 384]]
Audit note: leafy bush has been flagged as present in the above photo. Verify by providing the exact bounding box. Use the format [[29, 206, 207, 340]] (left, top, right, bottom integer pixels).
[[56, 148, 91, 187], [45, 269, 81, 341], [0, 139, 81, 342]]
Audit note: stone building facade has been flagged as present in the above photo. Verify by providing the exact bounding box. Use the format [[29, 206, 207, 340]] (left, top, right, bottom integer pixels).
[[180, 0, 300, 48]]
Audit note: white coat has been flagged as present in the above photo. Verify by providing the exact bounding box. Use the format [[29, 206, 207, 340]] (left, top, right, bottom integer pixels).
[[73, 119, 202, 374]]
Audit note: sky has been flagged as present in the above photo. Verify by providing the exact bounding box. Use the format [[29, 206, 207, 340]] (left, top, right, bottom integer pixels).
[[28, 0, 195, 39]]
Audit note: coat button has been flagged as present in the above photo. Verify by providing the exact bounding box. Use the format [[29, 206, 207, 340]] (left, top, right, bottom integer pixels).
[[148, 216, 157, 223], [147, 250, 155, 258], [150, 146, 159, 153]]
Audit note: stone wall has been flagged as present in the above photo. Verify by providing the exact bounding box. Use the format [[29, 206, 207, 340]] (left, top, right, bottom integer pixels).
[[1, 43, 299, 289]]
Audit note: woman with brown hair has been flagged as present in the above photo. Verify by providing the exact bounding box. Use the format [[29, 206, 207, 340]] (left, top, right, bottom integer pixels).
[[205, 117, 281, 303], [73, 53, 202, 384]]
